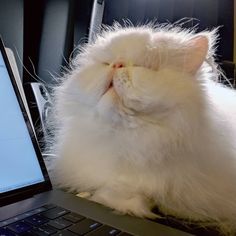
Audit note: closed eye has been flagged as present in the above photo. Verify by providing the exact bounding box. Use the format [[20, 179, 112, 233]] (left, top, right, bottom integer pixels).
[[101, 62, 110, 66]]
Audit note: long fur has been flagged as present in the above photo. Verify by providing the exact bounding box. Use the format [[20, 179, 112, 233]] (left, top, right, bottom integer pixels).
[[46, 23, 236, 235]]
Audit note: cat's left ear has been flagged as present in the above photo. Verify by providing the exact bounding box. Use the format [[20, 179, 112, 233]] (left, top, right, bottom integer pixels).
[[184, 35, 208, 74]]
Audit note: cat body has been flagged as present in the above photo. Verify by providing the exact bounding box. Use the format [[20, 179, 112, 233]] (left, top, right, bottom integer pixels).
[[49, 25, 236, 234]]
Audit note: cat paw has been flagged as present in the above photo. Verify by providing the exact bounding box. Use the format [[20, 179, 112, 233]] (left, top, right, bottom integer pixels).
[[113, 207, 162, 220], [112, 199, 162, 220], [76, 192, 92, 199], [89, 189, 162, 219]]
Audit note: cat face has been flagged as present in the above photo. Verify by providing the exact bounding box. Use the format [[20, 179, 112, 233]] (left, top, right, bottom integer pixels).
[[66, 26, 213, 123]]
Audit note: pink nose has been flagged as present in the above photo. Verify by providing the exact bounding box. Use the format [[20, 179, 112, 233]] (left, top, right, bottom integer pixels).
[[112, 62, 124, 69]]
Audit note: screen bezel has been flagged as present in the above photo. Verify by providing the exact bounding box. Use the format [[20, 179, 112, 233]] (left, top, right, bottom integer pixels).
[[0, 38, 52, 207]]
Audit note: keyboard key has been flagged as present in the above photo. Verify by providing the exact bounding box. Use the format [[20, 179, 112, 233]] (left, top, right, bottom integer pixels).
[[23, 206, 49, 218], [31, 224, 57, 235], [0, 219, 17, 228], [33, 207, 50, 214], [7, 221, 32, 234], [0, 214, 28, 227], [54, 230, 77, 236], [0, 205, 51, 228], [63, 212, 85, 223], [21, 231, 37, 236], [68, 218, 102, 235], [41, 207, 70, 219], [25, 215, 48, 226], [48, 218, 72, 230], [0, 227, 16, 236], [0, 206, 51, 228], [86, 225, 121, 235]]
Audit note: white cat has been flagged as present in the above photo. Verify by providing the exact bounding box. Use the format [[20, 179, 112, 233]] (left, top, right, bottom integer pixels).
[[48, 24, 236, 234]]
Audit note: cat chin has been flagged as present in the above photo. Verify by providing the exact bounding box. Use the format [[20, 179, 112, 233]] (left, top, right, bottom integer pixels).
[[99, 87, 118, 106], [96, 88, 121, 119], [95, 89, 139, 125]]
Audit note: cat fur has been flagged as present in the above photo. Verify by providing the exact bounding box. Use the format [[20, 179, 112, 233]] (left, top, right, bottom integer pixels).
[[47, 24, 236, 235]]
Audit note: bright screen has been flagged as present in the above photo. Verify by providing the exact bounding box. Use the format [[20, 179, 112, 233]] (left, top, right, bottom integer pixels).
[[0, 51, 45, 193]]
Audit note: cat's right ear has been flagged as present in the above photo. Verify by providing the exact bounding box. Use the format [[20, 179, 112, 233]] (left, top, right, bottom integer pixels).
[[183, 35, 209, 74]]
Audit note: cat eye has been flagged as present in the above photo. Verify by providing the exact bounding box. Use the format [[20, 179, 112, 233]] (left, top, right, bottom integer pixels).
[[102, 62, 110, 66], [101, 62, 125, 68]]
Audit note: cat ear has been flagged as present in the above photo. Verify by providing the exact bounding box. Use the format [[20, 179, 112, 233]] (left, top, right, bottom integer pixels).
[[184, 35, 209, 74]]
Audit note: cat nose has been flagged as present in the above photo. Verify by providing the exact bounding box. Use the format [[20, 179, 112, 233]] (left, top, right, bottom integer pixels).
[[112, 62, 124, 69]]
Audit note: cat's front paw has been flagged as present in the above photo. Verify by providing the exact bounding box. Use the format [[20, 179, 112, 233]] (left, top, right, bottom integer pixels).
[[111, 196, 161, 219], [89, 189, 162, 219], [113, 203, 161, 220], [76, 192, 92, 199]]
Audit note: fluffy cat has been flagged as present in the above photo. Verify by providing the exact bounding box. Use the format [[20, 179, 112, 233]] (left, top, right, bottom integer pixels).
[[48, 24, 236, 235]]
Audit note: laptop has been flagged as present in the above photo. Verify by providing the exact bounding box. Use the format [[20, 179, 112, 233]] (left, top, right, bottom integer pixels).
[[0, 37, 192, 236]]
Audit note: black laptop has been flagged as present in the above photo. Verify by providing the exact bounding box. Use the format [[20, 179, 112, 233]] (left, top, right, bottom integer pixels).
[[0, 38, 192, 236]]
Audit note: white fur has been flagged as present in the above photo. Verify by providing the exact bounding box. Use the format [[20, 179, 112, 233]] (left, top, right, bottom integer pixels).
[[48, 25, 236, 234]]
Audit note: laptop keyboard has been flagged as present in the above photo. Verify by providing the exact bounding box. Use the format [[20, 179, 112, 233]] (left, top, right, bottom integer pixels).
[[0, 204, 133, 236]]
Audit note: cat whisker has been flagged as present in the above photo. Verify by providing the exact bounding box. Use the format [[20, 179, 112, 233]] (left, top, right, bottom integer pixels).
[[14, 46, 44, 83]]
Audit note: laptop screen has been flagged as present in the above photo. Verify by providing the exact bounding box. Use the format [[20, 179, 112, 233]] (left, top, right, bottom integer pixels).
[[0, 51, 45, 194]]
